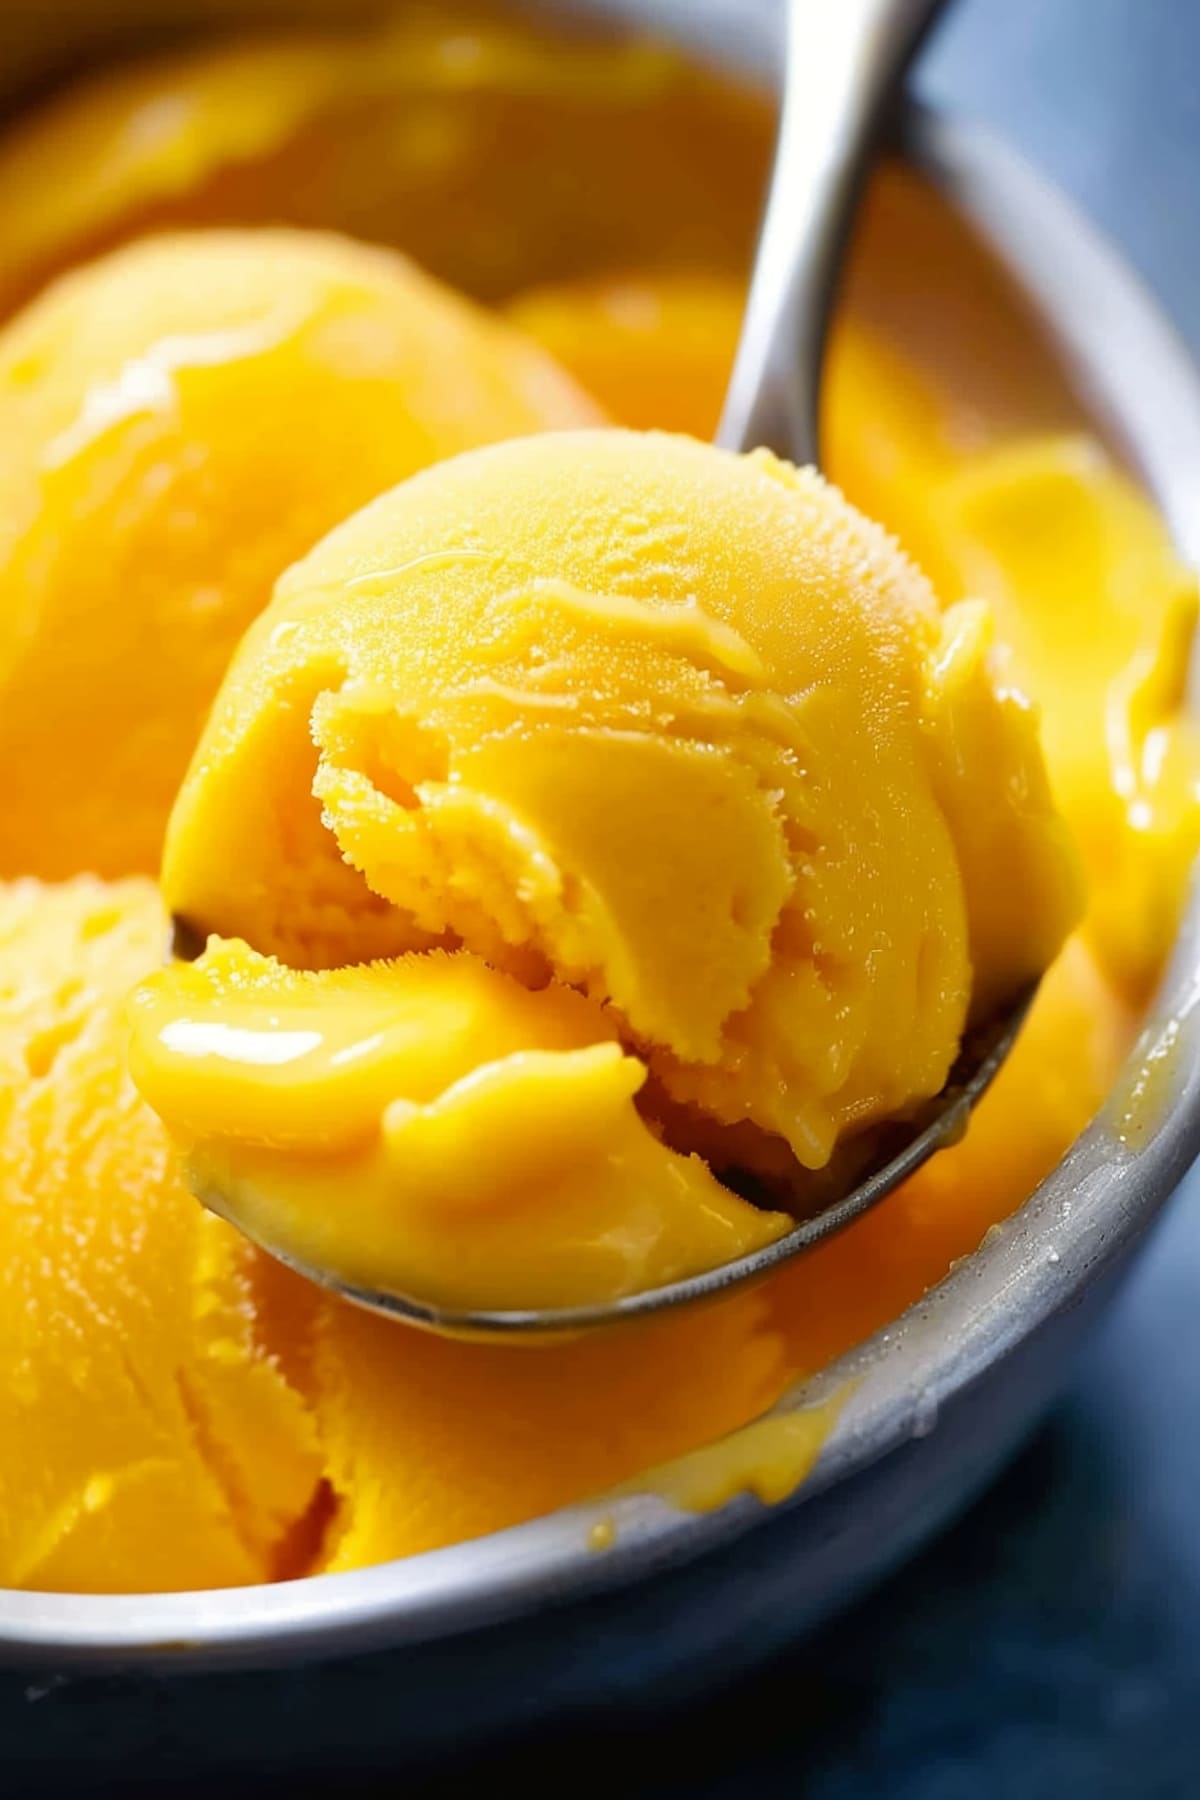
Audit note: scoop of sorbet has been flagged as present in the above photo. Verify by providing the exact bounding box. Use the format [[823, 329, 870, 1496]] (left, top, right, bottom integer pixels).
[[0, 228, 599, 881], [131, 430, 1082, 1315]]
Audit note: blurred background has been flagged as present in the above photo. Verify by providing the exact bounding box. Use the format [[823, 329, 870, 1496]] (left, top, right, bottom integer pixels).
[[4, 0, 1200, 1792]]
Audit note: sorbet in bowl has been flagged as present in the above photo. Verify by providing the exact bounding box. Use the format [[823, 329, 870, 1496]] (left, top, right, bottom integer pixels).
[[0, 1, 1196, 1667]]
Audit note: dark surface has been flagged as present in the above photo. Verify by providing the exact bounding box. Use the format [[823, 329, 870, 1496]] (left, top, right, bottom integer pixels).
[[6, 0, 1200, 1792]]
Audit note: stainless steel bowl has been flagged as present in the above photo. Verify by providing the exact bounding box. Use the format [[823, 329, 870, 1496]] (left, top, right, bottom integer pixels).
[[2, 0, 1199, 1715]]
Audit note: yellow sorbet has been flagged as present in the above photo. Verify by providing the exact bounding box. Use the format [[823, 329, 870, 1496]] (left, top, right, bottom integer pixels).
[[0, 348, 1187, 1589], [0, 6, 1193, 1585], [0, 875, 798, 1589], [0, 227, 599, 882], [523, 269, 1200, 1008], [0, 11, 771, 316], [765, 933, 1138, 1380], [0, 877, 322, 1594], [128, 940, 787, 1312], [130, 429, 1080, 1311], [508, 271, 746, 439], [926, 437, 1200, 999]]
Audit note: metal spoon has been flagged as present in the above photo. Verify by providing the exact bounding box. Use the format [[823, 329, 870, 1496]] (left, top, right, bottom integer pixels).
[[718, 0, 946, 463], [188, 0, 1043, 1339]]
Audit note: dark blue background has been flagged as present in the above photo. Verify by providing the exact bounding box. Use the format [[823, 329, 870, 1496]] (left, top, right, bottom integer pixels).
[[6, 0, 1200, 1791]]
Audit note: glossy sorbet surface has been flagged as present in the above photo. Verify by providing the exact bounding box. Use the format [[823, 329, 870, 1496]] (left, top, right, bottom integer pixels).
[[0, 9, 1194, 1593]]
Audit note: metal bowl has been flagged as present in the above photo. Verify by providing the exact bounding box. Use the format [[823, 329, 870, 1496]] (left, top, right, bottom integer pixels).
[[2, 0, 1200, 1721]]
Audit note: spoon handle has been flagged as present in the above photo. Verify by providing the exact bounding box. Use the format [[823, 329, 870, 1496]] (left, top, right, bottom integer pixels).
[[718, 0, 946, 464]]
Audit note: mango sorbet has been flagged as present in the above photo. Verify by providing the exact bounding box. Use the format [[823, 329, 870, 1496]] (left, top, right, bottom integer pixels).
[[126, 430, 1081, 1314], [0, 8, 1196, 1602], [128, 940, 791, 1313], [925, 440, 1200, 1000], [508, 272, 746, 439], [1, 405, 1191, 1590], [521, 267, 1200, 1006], [0, 12, 771, 317], [0, 878, 322, 1593], [0, 876, 796, 1590], [0, 227, 598, 881]]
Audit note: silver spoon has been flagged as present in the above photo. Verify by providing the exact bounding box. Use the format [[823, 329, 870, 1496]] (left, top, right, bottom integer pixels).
[[187, 0, 1043, 1339], [718, 0, 946, 464]]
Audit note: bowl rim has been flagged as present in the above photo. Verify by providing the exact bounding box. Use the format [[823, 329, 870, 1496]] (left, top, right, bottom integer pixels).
[[4, 96, 1200, 1672]]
